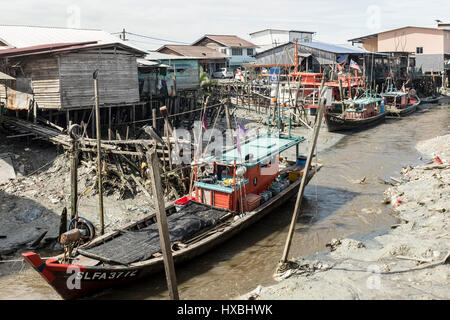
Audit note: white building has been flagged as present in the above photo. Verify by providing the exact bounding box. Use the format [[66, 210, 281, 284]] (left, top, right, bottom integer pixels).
[[249, 29, 315, 53]]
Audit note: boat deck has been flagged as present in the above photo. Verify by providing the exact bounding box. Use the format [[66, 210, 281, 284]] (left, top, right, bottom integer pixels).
[[78, 202, 229, 265]]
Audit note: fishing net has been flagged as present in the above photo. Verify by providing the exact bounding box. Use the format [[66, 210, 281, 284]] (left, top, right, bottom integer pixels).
[[78, 202, 228, 265]]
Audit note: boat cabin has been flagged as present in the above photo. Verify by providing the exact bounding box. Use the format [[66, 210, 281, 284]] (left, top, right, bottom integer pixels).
[[383, 91, 408, 109], [344, 96, 384, 119], [193, 133, 305, 213]]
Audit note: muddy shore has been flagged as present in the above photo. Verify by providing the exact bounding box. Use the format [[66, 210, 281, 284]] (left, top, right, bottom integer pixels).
[[0, 106, 339, 275], [242, 134, 449, 300]]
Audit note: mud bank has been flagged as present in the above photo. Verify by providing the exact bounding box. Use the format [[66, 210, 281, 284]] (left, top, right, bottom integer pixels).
[[0, 135, 156, 263], [242, 134, 449, 300]]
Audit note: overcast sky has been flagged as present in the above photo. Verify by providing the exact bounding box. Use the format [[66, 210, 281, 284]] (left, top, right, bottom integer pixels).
[[1, 0, 449, 50]]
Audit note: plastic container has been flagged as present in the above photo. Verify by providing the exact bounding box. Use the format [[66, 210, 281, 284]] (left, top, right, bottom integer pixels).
[[289, 171, 300, 182], [296, 156, 307, 166], [174, 196, 193, 212], [269, 182, 281, 196], [260, 190, 272, 203], [279, 179, 290, 190]]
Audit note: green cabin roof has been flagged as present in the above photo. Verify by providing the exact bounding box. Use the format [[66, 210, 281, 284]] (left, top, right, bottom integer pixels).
[[214, 133, 305, 167], [347, 97, 383, 105]]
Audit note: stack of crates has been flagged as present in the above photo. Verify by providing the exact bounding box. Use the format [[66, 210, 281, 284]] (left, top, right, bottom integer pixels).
[[279, 179, 290, 190], [269, 181, 281, 196], [259, 190, 272, 204], [244, 193, 262, 212]]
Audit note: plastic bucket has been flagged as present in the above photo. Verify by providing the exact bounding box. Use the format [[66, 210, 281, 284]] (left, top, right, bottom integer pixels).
[[174, 196, 192, 212], [296, 156, 307, 166]]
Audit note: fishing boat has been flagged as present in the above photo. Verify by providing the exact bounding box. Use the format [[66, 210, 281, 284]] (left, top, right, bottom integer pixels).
[[324, 95, 386, 132], [419, 95, 441, 105], [22, 131, 320, 300], [383, 91, 421, 117]]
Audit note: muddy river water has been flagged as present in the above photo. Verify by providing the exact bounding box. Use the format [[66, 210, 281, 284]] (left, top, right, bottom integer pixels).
[[0, 102, 448, 300]]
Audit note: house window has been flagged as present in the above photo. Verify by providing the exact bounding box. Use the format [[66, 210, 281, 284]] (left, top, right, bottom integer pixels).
[[232, 48, 243, 56], [416, 47, 423, 54], [221, 48, 227, 54], [246, 48, 254, 56]]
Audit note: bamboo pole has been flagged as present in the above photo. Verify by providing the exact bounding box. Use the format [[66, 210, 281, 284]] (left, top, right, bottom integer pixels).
[[93, 70, 105, 235], [147, 150, 179, 300], [278, 83, 328, 266]]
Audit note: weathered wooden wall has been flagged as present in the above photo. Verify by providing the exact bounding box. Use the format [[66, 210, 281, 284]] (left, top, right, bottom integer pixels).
[[59, 51, 140, 109], [23, 56, 61, 109]]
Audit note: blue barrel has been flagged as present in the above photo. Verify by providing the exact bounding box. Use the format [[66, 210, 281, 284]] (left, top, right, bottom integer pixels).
[[296, 156, 307, 166], [380, 99, 386, 114]]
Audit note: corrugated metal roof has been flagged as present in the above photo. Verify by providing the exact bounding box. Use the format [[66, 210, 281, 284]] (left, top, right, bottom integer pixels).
[[0, 41, 146, 58], [0, 25, 147, 53], [348, 26, 445, 43], [0, 71, 15, 80], [249, 29, 316, 36], [137, 58, 169, 68], [192, 35, 258, 48], [157, 45, 229, 59], [145, 51, 200, 61], [299, 41, 371, 54]]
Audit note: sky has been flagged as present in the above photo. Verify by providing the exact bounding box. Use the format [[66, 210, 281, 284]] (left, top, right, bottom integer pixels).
[[1, 0, 449, 50]]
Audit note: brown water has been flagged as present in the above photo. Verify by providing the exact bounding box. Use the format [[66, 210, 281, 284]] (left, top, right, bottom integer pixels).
[[0, 102, 448, 300]]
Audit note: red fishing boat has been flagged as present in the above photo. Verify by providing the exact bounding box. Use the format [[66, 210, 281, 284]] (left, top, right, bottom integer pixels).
[[22, 132, 320, 299]]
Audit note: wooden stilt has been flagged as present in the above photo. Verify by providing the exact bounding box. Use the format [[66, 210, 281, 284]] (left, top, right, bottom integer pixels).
[[93, 70, 105, 235], [279, 82, 328, 266], [147, 150, 179, 300]]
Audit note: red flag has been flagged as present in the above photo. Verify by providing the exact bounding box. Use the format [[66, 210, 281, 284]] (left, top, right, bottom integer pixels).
[[202, 113, 208, 130], [349, 59, 361, 73]]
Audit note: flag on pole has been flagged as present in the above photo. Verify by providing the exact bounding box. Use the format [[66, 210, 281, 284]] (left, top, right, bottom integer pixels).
[[237, 122, 248, 137], [202, 113, 208, 130], [349, 59, 361, 73]]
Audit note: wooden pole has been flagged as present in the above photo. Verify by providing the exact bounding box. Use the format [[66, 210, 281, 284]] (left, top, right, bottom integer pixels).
[[70, 139, 78, 219], [339, 79, 345, 115], [279, 84, 328, 266], [93, 70, 105, 235], [147, 150, 179, 300], [225, 86, 232, 130]]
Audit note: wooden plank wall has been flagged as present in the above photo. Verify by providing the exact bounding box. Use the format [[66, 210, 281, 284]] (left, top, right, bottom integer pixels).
[[24, 56, 61, 109], [59, 50, 140, 109]]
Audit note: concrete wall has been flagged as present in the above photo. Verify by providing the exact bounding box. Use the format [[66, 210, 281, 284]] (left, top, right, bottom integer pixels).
[[251, 30, 312, 47], [251, 30, 289, 47], [378, 28, 444, 54], [444, 31, 450, 54]]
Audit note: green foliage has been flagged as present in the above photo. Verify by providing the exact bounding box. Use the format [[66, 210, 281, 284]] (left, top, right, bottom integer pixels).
[[199, 66, 217, 92]]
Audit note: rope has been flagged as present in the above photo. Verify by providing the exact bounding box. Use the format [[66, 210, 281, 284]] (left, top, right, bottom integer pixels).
[[114, 101, 226, 127]]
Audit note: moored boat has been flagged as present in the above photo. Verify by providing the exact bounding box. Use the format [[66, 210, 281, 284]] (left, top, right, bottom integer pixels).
[[324, 95, 386, 132], [419, 95, 441, 105], [23, 132, 320, 300], [383, 90, 421, 117]]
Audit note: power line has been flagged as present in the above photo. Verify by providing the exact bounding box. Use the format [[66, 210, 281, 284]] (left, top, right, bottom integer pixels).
[[112, 30, 189, 45]]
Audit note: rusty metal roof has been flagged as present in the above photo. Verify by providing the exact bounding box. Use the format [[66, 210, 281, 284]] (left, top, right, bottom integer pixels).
[[192, 35, 258, 48], [157, 45, 230, 59], [0, 41, 146, 59]]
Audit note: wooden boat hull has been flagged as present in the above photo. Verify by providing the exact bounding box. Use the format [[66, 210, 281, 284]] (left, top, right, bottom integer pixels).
[[419, 96, 440, 105], [23, 166, 319, 300], [324, 112, 386, 132], [387, 99, 421, 117]]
